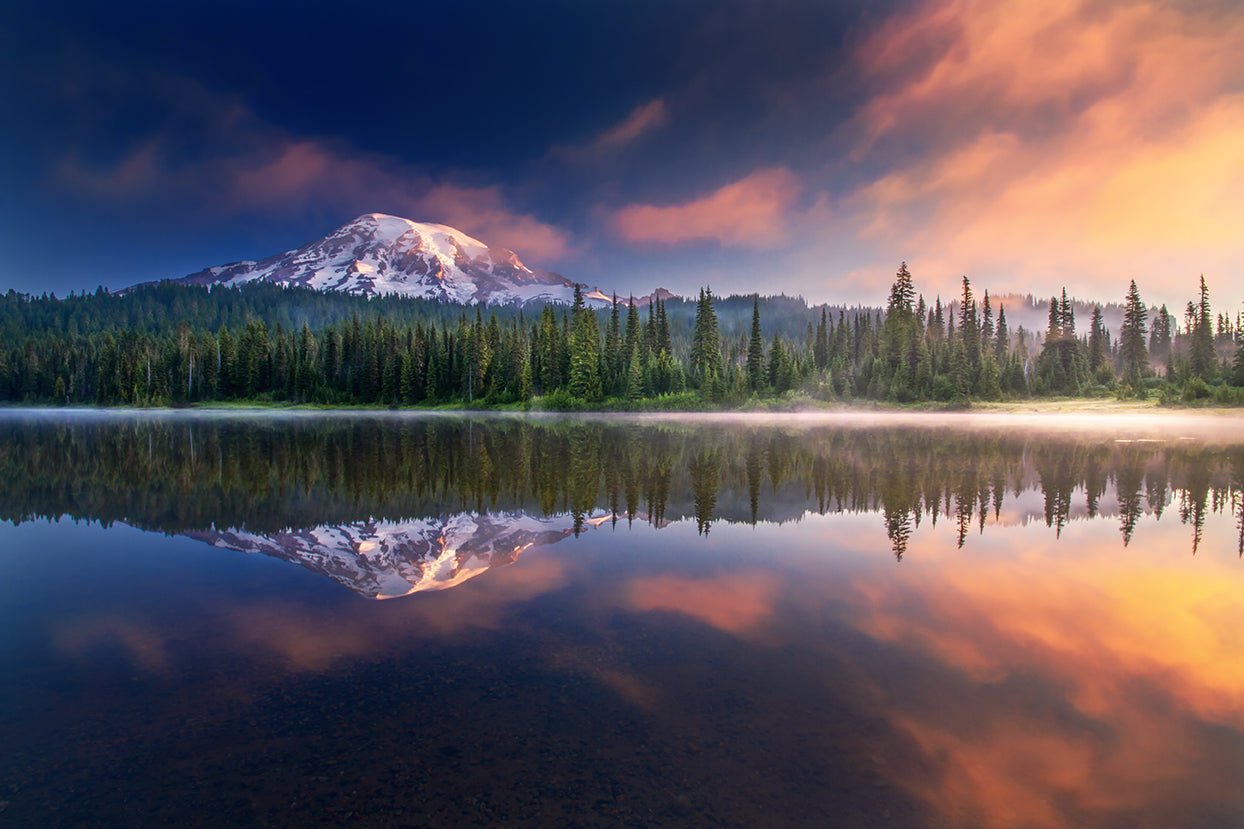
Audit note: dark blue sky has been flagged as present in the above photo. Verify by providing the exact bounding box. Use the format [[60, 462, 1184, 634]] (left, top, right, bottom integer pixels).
[[3, 0, 1241, 305]]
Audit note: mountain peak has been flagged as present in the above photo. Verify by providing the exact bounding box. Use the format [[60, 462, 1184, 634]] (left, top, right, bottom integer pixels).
[[171, 213, 612, 306]]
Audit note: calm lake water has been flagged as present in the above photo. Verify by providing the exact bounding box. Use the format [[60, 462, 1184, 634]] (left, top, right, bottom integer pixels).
[[2, 410, 1243, 828]]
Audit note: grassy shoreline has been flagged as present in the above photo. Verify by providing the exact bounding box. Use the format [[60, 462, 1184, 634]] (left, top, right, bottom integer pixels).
[[3, 396, 1242, 417]]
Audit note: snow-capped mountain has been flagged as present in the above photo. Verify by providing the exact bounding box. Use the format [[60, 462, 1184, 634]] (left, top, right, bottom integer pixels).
[[184, 510, 614, 599], [173, 213, 614, 306]]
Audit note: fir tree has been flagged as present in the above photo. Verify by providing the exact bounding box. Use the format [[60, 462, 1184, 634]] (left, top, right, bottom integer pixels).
[[1118, 280, 1149, 387], [747, 296, 766, 391], [1189, 275, 1217, 380], [690, 287, 722, 385], [1087, 305, 1107, 373]]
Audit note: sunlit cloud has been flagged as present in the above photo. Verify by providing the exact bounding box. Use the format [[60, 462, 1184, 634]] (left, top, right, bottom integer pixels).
[[836, 0, 1244, 304], [552, 98, 669, 161], [612, 168, 811, 249], [51, 79, 574, 263]]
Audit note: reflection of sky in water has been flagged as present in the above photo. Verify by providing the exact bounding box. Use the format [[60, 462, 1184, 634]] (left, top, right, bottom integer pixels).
[[3, 504, 1243, 826], [1, 413, 1243, 826]]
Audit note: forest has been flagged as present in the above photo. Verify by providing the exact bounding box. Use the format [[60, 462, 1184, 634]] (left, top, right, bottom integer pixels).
[[1, 266, 1243, 407]]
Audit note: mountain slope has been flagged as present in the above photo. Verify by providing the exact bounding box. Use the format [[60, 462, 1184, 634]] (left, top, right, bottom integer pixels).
[[175, 213, 613, 305]]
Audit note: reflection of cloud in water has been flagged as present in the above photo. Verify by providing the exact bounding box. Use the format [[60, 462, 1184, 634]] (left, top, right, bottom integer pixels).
[[54, 554, 572, 673], [623, 571, 782, 634], [828, 513, 1244, 828]]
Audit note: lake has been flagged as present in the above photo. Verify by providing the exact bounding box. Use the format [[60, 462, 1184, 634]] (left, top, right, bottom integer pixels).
[[1, 410, 1242, 827]]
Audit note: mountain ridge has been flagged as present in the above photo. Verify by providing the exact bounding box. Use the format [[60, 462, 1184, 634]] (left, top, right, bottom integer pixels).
[[169, 213, 622, 306]]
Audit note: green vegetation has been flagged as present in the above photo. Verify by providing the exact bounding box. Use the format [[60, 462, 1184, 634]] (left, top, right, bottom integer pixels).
[[2, 268, 1242, 408]]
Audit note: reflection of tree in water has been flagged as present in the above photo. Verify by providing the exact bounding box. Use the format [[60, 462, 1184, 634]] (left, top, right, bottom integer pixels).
[[0, 416, 1241, 558], [1178, 450, 1212, 555], [1116, 452, 1145, 547], [746, 442, 764, 526], [690, 447, 721, 536]]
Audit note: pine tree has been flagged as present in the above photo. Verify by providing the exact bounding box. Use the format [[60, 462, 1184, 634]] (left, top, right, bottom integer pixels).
[[605, 294, 622, 395], [627, 347, 645, 400], [1189, 275, 1217, 380], [980, 290, 994, 352], [813, 307, 829, 371], [958, 275, 980, 376], [747, 296, 765, 391], [1149, 304, 1172, 360], [1118, 280, 1149, 387], [624, 296, 640, 360], [993, 304, 1008, 361], [568, 284, 602, 400], [1087, 305, 1107, 373], [690, 287, 722, 385]]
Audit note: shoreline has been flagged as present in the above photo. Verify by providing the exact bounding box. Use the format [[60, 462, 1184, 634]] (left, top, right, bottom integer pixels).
[[0, 398, 1239, 415], [2, 398, 1243, 418]]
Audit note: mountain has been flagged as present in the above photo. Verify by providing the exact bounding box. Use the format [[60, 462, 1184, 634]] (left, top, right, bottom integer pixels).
[[184, 509, 614, 599], [173, 213, 615, 306]]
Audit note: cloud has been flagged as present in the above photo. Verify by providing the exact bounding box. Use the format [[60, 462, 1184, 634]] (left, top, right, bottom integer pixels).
[[598, 99, 668, 147], [552, 98, 669, 162], [835, 0, 1244, 304], [51, 79, 573, 263], [611, 167, 809, 248]]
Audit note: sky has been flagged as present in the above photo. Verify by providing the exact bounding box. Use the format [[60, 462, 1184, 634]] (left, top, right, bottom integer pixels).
[[2, 0, 1242, 307]]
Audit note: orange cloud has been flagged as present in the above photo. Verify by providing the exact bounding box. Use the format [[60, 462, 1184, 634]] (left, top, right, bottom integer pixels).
[[612, 168, 805, 248], [839, 0, 1244, 304]]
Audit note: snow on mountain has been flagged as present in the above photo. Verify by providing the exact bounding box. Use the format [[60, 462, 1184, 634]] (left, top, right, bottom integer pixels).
[[184, 509, 613, 599], [173, 213, 614, 306]]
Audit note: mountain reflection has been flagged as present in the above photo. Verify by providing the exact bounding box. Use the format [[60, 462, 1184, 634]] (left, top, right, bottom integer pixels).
[[1, 413, 1241, 597], [4, 412, 1244, 828]]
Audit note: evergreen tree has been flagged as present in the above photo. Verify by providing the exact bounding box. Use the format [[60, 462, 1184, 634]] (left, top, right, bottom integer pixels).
[[690, 287, 723, 385], [747, 296, 766, 392], [1118, 280, 1149, 387], [1189, 275, 1217, 380], [813, 307, 829, 371], [568, 284, 602, 400], [958, 276, 980, 382], [605, 294, 622, 395], [624, 296, 640, 360], [993, 304, 1008, 361], [1087, 305, 1107, 374]]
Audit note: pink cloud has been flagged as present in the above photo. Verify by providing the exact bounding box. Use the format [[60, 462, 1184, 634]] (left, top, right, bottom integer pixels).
[[594, 98, 668, 149], [550, 98, 668, 161], [52, 86, 573, 264], [612, 167, 805, 248]]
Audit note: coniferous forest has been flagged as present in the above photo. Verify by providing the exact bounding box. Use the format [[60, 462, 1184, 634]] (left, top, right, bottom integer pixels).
[[2, 267, 1243, 408]]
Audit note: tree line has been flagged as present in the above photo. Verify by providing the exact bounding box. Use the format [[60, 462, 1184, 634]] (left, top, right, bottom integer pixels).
[[1, 268, 1242, 406]]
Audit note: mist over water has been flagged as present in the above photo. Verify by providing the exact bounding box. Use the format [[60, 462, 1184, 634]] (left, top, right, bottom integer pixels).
[[1, 411, 1243, 827]]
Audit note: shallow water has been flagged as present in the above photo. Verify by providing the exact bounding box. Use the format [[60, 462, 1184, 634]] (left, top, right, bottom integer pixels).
[[1, 410, 1243, 827]]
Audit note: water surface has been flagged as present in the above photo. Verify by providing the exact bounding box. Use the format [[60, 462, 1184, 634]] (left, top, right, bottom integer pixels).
[[2, 410, 1243, 827]]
